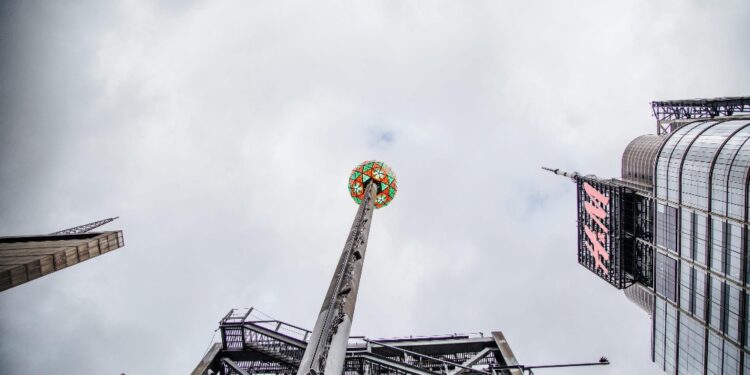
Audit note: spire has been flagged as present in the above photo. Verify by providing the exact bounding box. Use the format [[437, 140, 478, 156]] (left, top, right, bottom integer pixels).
[[541, 166, 580, 182]]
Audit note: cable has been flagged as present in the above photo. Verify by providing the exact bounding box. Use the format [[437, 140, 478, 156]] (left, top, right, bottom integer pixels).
[[252, 307, 277, 320]]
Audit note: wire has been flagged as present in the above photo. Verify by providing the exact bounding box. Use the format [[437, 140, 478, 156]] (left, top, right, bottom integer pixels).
[[251, 307, 276, 320]]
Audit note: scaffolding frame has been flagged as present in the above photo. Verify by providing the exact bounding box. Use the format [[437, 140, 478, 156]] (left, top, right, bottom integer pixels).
[[651, 97, 750, 134], [192, 308, 519, 375]]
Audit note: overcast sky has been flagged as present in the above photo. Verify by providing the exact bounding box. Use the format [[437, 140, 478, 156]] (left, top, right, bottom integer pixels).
[[1, 1, 749, 374]]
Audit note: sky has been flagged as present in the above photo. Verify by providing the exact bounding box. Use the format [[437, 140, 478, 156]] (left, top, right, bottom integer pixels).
[[0, 1, 749, 374]]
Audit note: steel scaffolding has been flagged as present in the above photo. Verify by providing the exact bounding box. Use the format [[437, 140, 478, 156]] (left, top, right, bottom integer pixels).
[[192, 308, 519, 375]]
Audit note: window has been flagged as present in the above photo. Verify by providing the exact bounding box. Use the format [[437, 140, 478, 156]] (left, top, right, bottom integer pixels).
[[723, 342, 740, 375], [726, 285, 741, 341], [709, 276, 723, 331], [681, 208, 693, 260], [678, 314, 705, 374], [667, 206, 678, 252], [695, 212, 708, 266], [694, 269, 707, 322], [656, 253, 678, 302], [665, 304, 678, 374], [656, 204, 678, 252], [727, 222, 742, 281], [680, 262, 691, 311], [711, 218, 724, 274], [707, 331, 723, 375], [655, 300, 666, 370]]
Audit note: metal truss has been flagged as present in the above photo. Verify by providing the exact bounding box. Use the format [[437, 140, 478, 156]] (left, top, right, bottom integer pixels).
[[218, 308, 309, 370], [216, 350, 501, 375], [50, 217, 119, 235], [194, 309, 513, 375], [651, 97, 750, 134], [360, 339, 500, 375]]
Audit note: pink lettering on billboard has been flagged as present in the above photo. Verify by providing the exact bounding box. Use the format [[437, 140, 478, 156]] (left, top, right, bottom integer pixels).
[[583, 182, 609, 206], [582, 182, 609, 275], [584, 225, 610, 275]]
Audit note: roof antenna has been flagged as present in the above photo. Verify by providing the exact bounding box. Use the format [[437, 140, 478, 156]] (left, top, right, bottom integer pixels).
[[541, 166, 580, 181]]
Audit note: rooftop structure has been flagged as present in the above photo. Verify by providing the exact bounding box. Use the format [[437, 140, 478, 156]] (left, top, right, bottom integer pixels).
[[0, 217, 123, 292], [651, 97, 750, 135], [0, 230, 124, 292], [192, 308, 523, 375]]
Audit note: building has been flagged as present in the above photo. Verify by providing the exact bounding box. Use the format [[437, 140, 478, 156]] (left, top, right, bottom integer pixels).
[[547, 97, 750, 374], [0, 218, 124, 292], [191, 308, 523, 375]]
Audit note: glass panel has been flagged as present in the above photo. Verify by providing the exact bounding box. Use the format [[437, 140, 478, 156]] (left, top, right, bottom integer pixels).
[[727, 222, 742, 281], [723, 341, 740, 375], [657, 122, 705, 200], [710, 126, 750, 216], [656, 253, 678, 302], [654, 299, 666, 370], [678, 313, 706, 374], [667, 206, 678, 252], [695, 212, 708, 266], [681, 208, 693, 260], [680, 262, 691, 311], [694, 268, 707, 322], [656, 203, 667, 249], [665, 304, 678, 374], [707, 330, 723, 375], [709, 276, 723, 331], [711, 218, 724, 274], [654, 205, 678, 252], [726, 284, 741, 341], [727, 132, 750, 220], [682, 122, 746, 210]]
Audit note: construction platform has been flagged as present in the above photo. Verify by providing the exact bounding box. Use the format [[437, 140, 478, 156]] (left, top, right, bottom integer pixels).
[[192, 308, 522, 375]]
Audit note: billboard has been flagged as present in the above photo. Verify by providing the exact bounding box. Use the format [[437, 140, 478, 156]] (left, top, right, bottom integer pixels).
[[576, 177, 627, 288]]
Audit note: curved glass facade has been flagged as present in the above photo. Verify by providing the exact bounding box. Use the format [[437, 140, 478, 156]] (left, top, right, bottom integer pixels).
[[656, 121, 706, 202], [651, 119, 750, 374], [622, 135, 666, 188]]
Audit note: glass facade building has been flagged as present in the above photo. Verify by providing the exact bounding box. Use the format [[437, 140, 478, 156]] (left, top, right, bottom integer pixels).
[[651, 119, 750, 374], [561, 103, 750, 374]]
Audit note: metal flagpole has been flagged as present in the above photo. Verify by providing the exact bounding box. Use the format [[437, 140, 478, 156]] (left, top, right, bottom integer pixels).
[[297, 181, 378, 375]]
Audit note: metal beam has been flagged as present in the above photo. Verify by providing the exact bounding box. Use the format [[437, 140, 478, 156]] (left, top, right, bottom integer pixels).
[[366, 336, 496, 355], [355, 353, 441, 375], [448, 348, 493, 375], [242, 321, 308, 349], [491, 332, 522, 375], [191, 343, 222, 375], [222, 358, 251, 375], [365, 339, 492, 375]]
